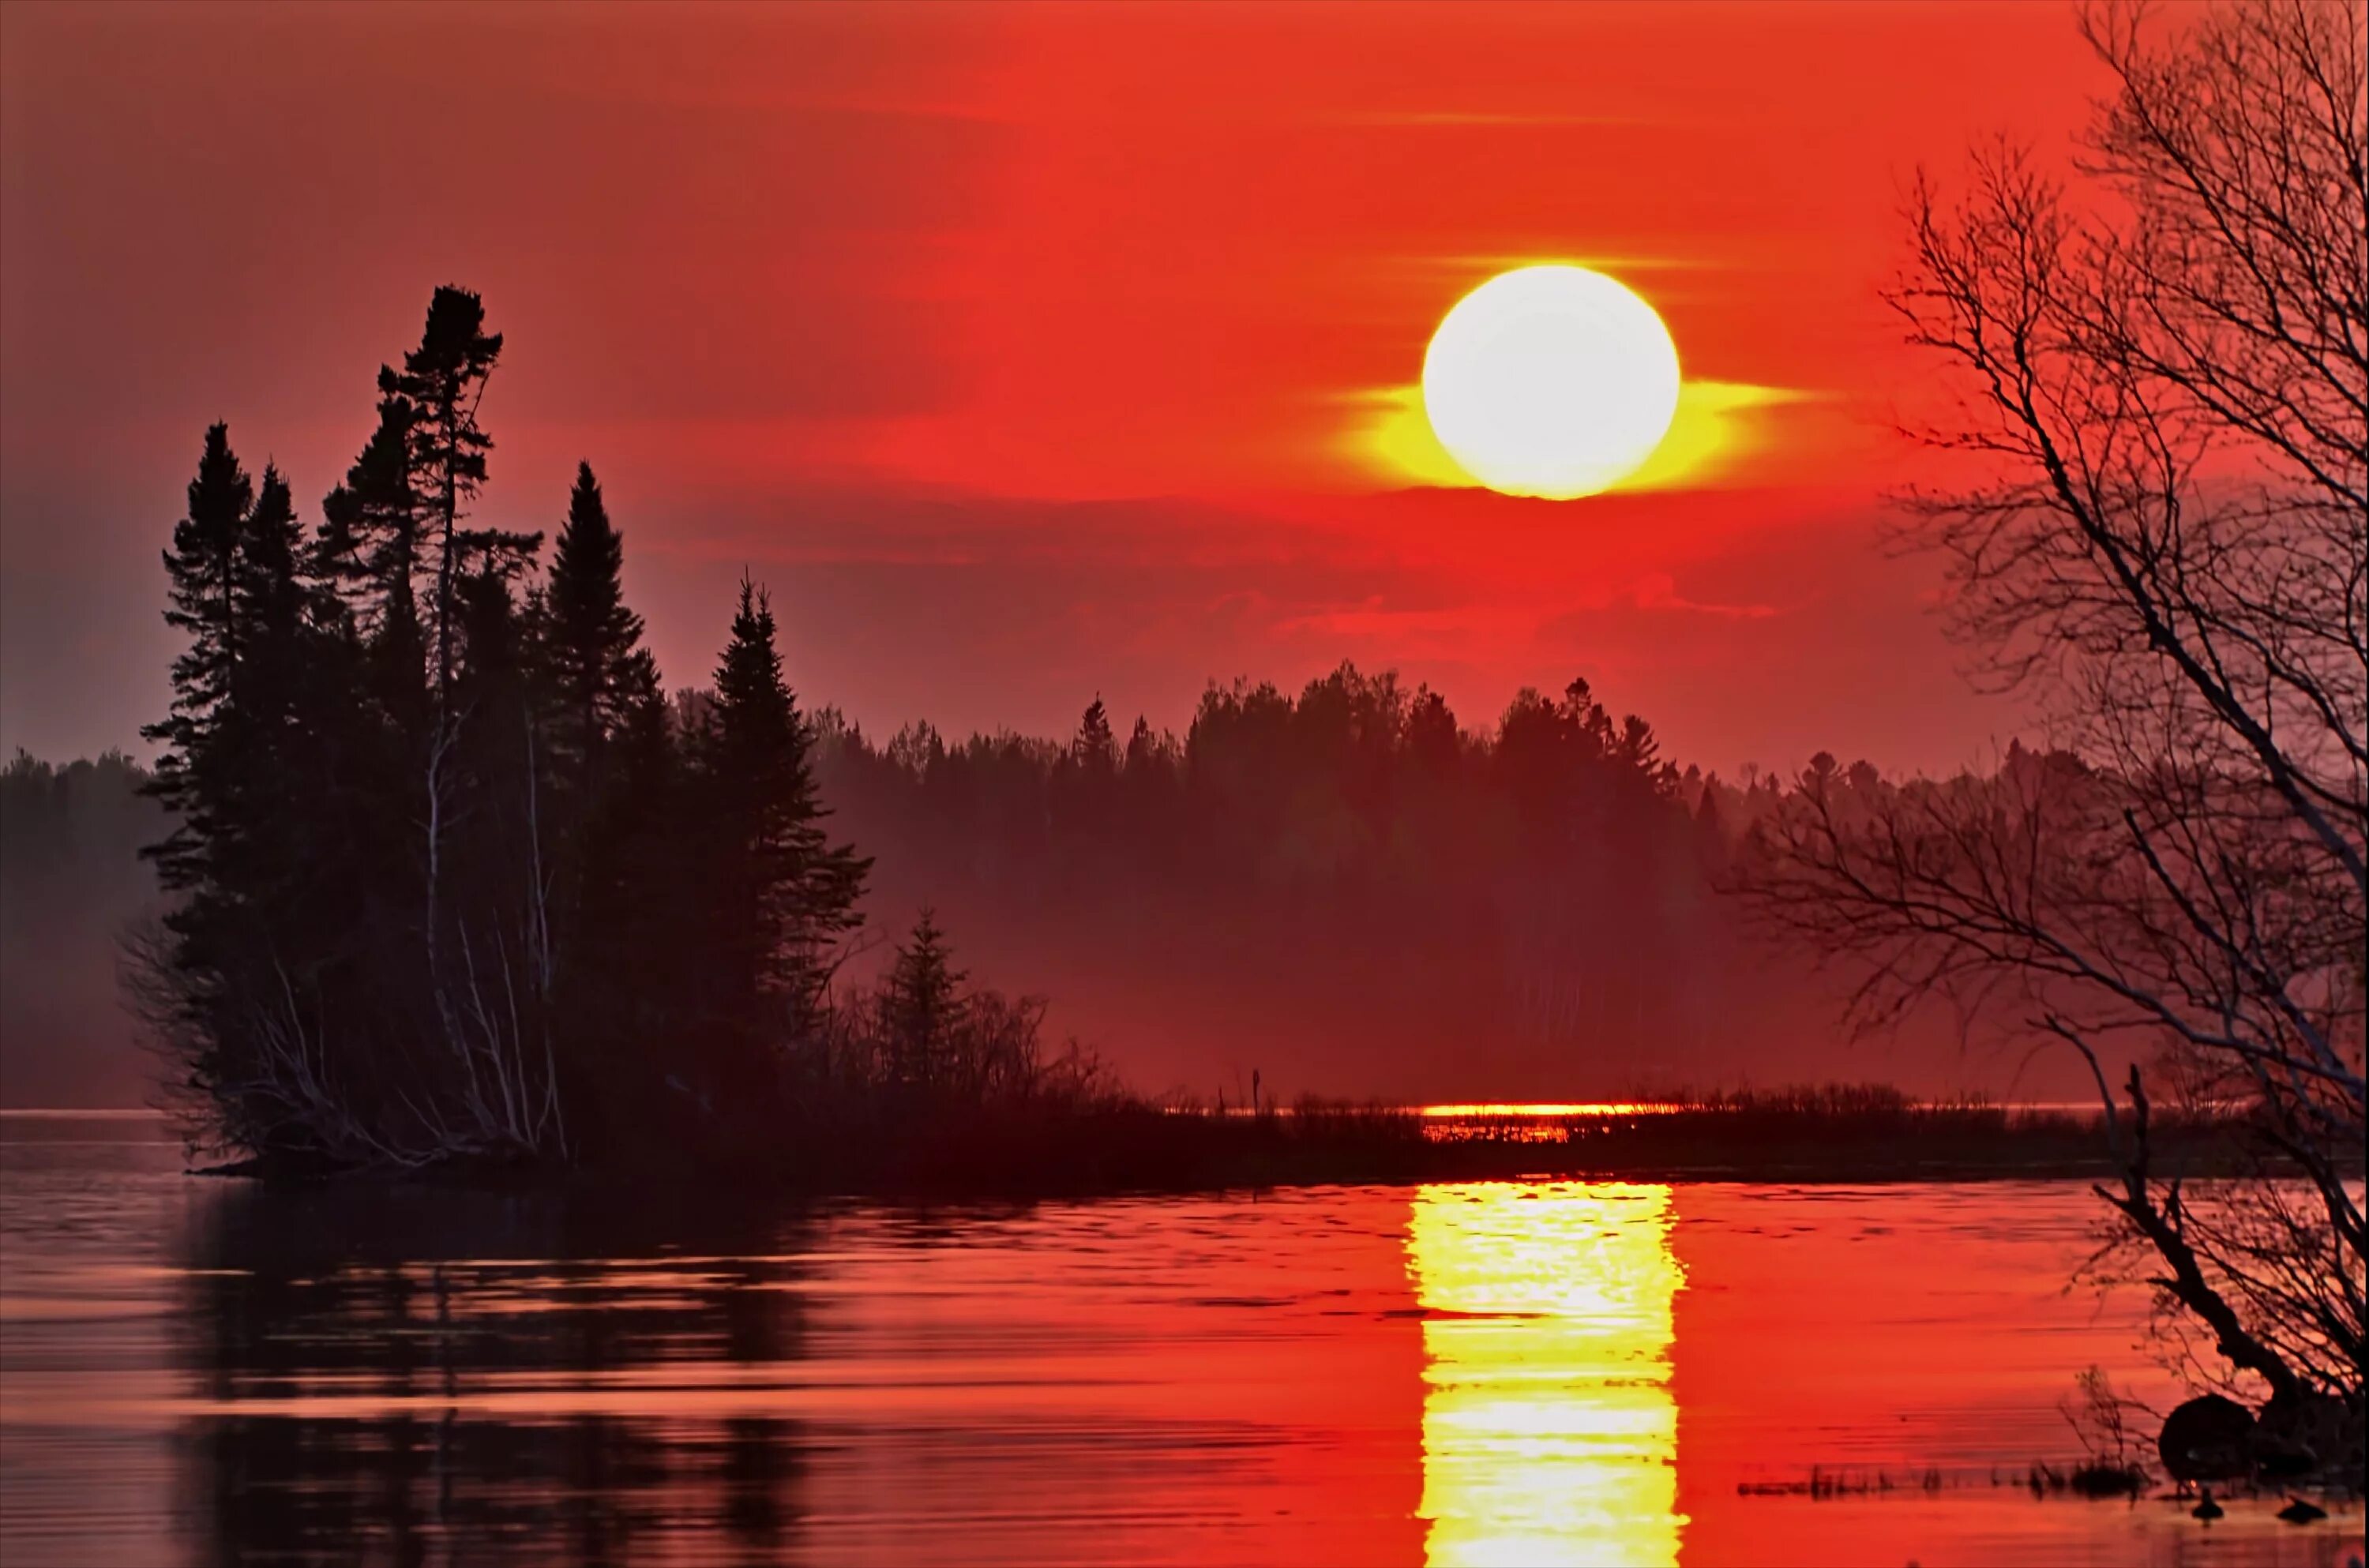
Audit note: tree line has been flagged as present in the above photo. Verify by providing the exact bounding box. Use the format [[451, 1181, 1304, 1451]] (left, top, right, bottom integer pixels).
[[809, 667, 1793, 1101], [0, 752, 163, 1105]]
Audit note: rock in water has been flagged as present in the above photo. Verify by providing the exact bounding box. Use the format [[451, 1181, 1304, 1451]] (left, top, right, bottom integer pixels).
[[2253, 1389, 2361, 1487], [2276, 1497, 2328, 1525], [2158, 1394, 2255, 1484], [2252, 1440, 2318, 1480]]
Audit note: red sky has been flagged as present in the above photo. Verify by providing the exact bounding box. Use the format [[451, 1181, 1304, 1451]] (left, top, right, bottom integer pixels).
[[0, 2, 2112, 775]]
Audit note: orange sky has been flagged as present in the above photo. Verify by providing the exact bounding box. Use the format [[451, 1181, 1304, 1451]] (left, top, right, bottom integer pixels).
[[0, 2, 2112, 773]]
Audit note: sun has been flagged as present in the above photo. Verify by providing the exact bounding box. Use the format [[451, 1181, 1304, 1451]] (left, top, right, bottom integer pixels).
[[1421, 264, 1682, 499]]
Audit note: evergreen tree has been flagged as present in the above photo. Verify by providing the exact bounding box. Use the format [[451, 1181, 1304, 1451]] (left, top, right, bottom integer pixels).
[[1406, 688, 1460, 771], [137, 434, 341, 1154], [1123, 715, 1159, 773], [699, 577, 870, 1052], [141, 424, 254, 900], [883, 907, 966, 1092], [545, 462, 646, 797], [310, 486, 368, 643], [557, 643, 678, 1162], [1616, 713, 1661, 774], [1074, 696, 1117, 775], [229, 464, 352, 957], [320, 395, 426, 728], [378, 286, 501, 704], [237, 467, 308, 731], [226, 467, 311, 887]]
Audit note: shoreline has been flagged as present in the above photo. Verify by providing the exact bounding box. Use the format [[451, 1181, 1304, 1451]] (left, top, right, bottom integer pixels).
[[163, 1099, 2340, 1201]]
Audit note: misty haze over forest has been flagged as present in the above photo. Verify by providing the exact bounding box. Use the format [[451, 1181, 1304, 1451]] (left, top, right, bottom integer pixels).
[[2, 689, 2097, 1110]]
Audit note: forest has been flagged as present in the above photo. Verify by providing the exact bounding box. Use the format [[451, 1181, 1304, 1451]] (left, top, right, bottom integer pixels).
[[0, 752, 163, 1105], [809, 673, 1905, 1103]]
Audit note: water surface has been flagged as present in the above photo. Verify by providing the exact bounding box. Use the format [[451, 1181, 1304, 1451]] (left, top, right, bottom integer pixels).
[[0, 1115, 2356, 1566]]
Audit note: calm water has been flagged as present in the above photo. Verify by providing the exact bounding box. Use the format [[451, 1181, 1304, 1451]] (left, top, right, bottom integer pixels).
[[0, 1115, 2357, 1567]]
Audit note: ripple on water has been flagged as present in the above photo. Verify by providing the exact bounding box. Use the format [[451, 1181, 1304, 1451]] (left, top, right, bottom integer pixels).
[[0, 1127, 2356, 1567]]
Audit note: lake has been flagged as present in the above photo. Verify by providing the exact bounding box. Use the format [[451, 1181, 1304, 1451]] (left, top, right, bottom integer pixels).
[[0, 1113, 2356, 1566]]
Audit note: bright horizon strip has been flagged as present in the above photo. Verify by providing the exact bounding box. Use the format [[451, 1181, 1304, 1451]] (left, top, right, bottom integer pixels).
[[1417, 1101, 2114, 1117], [1408, 1181, 1684, 1567], [1419, 1102, 1676, 1119]]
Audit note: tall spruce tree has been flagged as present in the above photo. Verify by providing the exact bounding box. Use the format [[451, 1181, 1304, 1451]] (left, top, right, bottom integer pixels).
[[1074, 696, 1117, 776], [139, 433, 336, 1154], [557, 631, 677, 1161], [883, 908, 966, 1093], [545, 462, 646, 798], [378, 286, 501, 705], [227, 465, 341, 947], [142, 424, 255, 902], [700, 577, 870, 1052], [237, 466, 306, 732], [319, 395, 426, 729]]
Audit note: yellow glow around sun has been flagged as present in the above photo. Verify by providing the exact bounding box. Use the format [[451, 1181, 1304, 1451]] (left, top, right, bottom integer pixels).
[[1421, 265, 1681, 498]]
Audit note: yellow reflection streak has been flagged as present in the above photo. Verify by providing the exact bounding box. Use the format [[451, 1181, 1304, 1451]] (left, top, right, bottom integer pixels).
[[1407, 1182, 1684, 1568]]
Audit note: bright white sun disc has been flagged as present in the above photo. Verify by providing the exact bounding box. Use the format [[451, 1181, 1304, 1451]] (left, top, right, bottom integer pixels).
[[1421, 264, 1681, 499]]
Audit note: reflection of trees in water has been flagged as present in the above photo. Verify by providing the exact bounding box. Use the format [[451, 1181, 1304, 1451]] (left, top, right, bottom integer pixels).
[[173, 1182, 824, 1565], [182, 1412, 806, 1567]]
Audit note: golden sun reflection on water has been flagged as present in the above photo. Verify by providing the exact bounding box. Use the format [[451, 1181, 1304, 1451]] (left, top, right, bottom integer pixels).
[[1408, 1182, 1684, 1568]]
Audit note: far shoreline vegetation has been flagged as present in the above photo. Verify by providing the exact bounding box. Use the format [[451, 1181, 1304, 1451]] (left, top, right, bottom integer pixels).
[[21, 743, 2285, 1195], [0, 720, 2333, 1198], [192, 1086, 2302, 1199]]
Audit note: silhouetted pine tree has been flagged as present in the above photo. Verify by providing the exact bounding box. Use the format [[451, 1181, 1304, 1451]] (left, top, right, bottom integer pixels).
[[1074, 696, 1117, 776], [378, 286, 501, 705], [307, 398, 435, 1040], [883, 907, 965, 1093], [222, 467, 320, 927], [448, 557, 543, 902], [695, 578, 870, 1075], [141, 424, 255, 906], [1406, 688, 1460, 772], [291, 456, 415, 1081], [317, 396, 428, 731], [138, 432, 336, 1153], [1123, 716, 1158, 773], [236, 467, 307, 736], [545, 462, 645, 801], [558, 633, 678, 1160], [308, 490, 369, 654]]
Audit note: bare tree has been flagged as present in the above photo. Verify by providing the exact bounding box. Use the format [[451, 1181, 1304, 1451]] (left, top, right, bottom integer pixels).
[[1742, 0, 2363, 1440]]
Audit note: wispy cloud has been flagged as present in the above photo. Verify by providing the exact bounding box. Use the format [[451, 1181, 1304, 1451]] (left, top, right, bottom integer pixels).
[[1325, 111, 1647, 129], [1624, 570, 1779, 620]]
